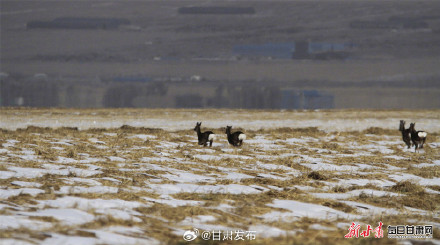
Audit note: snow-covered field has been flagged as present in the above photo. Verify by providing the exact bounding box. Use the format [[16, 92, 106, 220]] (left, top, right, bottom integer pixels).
[[0, 109, 439, 244], [2, 108, 440, 132]]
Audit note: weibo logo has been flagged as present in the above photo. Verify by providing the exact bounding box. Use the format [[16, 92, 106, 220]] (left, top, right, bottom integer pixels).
[[183, 228, 199, 241]]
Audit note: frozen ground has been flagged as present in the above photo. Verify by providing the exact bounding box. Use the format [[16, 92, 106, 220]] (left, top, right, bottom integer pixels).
[[1, 108, 440, 132], [0, 109, 439, 244]]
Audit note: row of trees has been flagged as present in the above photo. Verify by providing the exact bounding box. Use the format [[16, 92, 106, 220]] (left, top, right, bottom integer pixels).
[[0, 75, 332, 109]]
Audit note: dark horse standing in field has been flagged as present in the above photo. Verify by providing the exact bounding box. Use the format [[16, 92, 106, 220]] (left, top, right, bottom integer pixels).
[[399, 120, 412, 149], [409, 122, 427, 152], [226, 126, 246, 147], [194, 122, 216, 147]]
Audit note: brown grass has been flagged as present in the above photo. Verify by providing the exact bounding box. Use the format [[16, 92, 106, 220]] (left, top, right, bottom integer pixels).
[[390, 181, 425, 194], [0, 109, 439, 244], [408, 166, 440, 179]]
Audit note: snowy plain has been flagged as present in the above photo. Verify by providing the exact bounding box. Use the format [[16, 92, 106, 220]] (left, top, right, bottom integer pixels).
[[0, 109, 439, 244]]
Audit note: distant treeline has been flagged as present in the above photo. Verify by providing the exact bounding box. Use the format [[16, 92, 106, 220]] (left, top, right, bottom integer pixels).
[[0, 75, 332, 109], [1, 76, 58, 107], [2, 74, 439, 109], [27, 17, 130, 30]]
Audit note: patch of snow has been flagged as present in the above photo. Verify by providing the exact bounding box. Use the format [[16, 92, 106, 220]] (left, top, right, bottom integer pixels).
[[309, 224, 336, 231], [56, 186, 119, 194], [148, 183, 264, 195], [254, 162, 300, 174], [221, 148, 236, 153], [311, 189, 401, 200], [301, 162, 359, 172], [294, 185, 317, 192], [355, 163, 376, 170], [0, 215, 52, 229], [2, 139, 19, 148], [193, 148, 216, 154], [180, 215, 217, 224], [157, 142, 181, 149], [248, 225, 294, 238], [247, 136, 284, 150], [8, 151, 40, 161], [40, 196, 144, 211], [51, 146, 65, 151], [103, 133, 117, 137], [140, 156, 170, 162], [67, 166, 102, 177], [298, 156, 328, 164], [220, 154, 253, 160], [43, 234, 97, 245], [107, 156, 126, 162], [143, 196, 203, 207], [0, 148, 9, 154], [104, 226, 144, 235], [144, 163, 168, 171], [389, 173, 440, 186], [351, 144, 394, 154], [100, 177, 122, 184], [215, 203, 235, 212], [412, 161, 440, 168], [336, 222, 352, 229], [192, 154, 222, 161], [386, 165, 406, 171], [262, 200, 360, 221], [340, 201, 400, 216], [0, 171, 18, 179], [223, 172, 255, 181], [56, 157, 77, 164], [62, 177, 102, 186], [79, 158, 104, 164], [285, 137, 312, 144], [330, 178, 395, 188], [129, 134, 157, 141], [384, 155, 408, 160], [4, 167, 50, 179], [161, 171, 216, 183], [91, 230, 160, 245], [50, 141, 73, 146], [19, 208, 95, 225], [257, 173, 289, 181], [96, 209, 142, 222], [425, 188, 440, 194], [0, 188, 44, 199], [0, 239, 34, 245], [89, 138, 106, 145]]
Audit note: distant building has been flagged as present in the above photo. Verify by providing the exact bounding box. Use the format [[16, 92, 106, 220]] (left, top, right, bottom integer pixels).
[[233, 41, 352, 60], [233, 43, 295, 59], [292, 41, 353, 60]]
